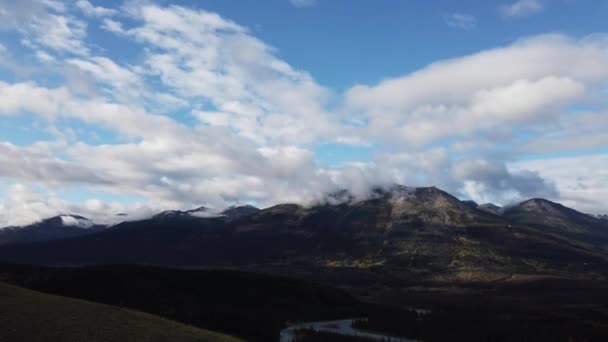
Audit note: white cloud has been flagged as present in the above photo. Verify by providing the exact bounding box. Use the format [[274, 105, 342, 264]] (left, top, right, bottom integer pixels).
[[0, 81, 67, 117], [35, 50, 55, 62], [454, 158, 558, 205], [75, 0, 116, 17], [0, 183, 158, 227], [469, 77, 584, 121], [101, 18, 125, 34], [0, 80, 185, 140], [516, 110, 608, 154], [60, 215, 94, 228], [289, 0, 317, 8], [0, 0, 47, 29], [501, 0, 543, 17], [444, 13, 477, 30], [0, 0, 89, 55], [123, 4, 335, 145], [30, 13, 89, 55], [345, 34, 608, 145], [0, 141, 113, 186], [510, 154, 608, 214]]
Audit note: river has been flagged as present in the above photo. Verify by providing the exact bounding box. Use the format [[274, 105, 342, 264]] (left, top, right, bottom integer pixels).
[[280, 318, 418, 342]]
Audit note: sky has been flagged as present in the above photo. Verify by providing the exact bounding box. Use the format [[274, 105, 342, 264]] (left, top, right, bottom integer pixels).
[[0, 0, 607, 226]]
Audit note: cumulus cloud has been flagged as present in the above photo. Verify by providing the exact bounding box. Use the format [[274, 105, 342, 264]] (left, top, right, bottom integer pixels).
[[75, 0, 116, 18], [0, 0, 89, 55], [100, 18, 124, 34], [119, 4, 334, 145], [501, 0, 543, 17], [453, 159, 558, 205], [345, 34, 608, 145], [0, 142, 113, 186]]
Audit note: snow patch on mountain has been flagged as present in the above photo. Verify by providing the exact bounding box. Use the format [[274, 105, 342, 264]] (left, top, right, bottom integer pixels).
[[59, 215, 94, 228]]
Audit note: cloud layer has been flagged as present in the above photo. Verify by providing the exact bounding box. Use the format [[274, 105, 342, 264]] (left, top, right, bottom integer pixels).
[[0, 1, 607, 226]]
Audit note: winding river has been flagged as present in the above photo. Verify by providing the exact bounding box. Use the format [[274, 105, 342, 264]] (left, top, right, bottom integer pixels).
[[280, 318, 417, 342]]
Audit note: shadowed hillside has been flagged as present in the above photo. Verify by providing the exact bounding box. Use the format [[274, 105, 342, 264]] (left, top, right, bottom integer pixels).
[[0, 215, 106, 246], [503, 198, 608, 250], [0, 280, 241, 342], [0, 264, 368, 342], [0, 186, 606, 284]]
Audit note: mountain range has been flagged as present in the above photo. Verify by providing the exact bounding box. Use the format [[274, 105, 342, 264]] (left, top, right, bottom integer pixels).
[[0, 215, 105, 246], [1, 185, 607, 285]]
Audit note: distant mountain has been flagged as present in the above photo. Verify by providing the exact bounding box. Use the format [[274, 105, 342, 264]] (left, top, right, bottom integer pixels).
[[461, 200, 479, 208], [220, 205, 260, 222], [478, 203, 502, 215], [0, 215, 106, 246], [0, 185, 606, 284], [152, 205, 260, 222], [503, 198, 608, 250], [454, 201, 503, 216], [152, 206, 217, 221]]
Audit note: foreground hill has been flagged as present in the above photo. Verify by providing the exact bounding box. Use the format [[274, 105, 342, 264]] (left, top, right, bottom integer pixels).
[[0, 185, 607, 283], [0, 280, 240, 342], [0, 264, 366, 341]]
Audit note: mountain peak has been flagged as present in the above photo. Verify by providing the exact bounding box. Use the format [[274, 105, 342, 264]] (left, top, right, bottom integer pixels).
[[462, 200, 479, 208], [520, 197, 558, 205], [503, 197, 604, 234], [221, 205, 260, 221], [0, 214, 104, 246], [516, 198, 570, 214], [383, 185, 497, 227], [185, 206, 213, 217], [152, 206, 217, 220], [477, 203, 502, 215]]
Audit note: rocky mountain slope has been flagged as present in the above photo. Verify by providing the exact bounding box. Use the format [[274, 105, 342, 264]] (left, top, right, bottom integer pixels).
[[0, 186, 606, 284], [503, 198, 608, 251]]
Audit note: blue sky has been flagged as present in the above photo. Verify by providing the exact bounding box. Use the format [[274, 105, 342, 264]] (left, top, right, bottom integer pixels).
[[0, 0, 607, 226], [105, 0, 608, 90]]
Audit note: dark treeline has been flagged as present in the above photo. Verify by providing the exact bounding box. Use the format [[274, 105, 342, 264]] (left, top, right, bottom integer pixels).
[[352, 307, 606, 342]]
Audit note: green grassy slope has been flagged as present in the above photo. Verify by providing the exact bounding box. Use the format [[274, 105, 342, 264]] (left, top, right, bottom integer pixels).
[[0, 281, 241, 342]]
